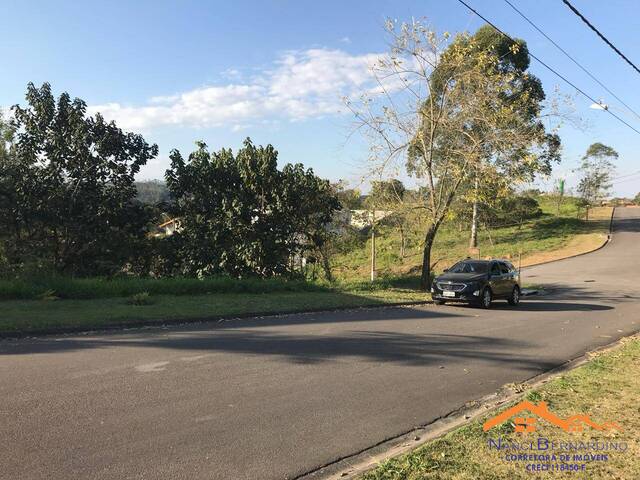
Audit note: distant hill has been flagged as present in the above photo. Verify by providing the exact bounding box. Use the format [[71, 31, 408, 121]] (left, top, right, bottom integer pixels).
[[135, 180, 171, 205]]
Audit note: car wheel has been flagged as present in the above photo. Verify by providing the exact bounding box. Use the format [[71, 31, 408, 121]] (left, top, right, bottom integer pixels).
[[434, 299, 445, 305], [508, 286, 520, 306], [480, 288, 492, 309]]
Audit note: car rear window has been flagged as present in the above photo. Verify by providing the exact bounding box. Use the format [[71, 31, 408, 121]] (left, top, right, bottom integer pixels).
[[448, 261, 489, 273]]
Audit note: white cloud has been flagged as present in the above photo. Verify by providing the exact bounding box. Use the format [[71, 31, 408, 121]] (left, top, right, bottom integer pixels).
[[88, 48, 384, 132]]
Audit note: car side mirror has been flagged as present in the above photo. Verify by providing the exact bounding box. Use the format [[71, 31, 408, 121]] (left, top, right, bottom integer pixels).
[[443, 268, 448, 272]]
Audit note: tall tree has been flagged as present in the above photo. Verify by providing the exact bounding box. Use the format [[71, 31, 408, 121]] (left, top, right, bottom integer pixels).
[[368, 179, 410, 258], [0, 111, 16, 272], [165, 138, 339, 277], [436, 25, 556, 249], [348, 21, 560, 289], [0, 83, 158, 275], [576, 142, 617, 218], [0, 110, 14, 162]]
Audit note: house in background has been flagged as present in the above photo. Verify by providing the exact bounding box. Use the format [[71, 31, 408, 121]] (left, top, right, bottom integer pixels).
[[157, 218, 182, 236]]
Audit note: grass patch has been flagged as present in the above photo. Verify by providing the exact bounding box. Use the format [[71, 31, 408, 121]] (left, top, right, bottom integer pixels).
[[332, 197, 612, 280], [0, 275, 326, 301], [0, 287, 428, 335], [362, 337, 640, 479]]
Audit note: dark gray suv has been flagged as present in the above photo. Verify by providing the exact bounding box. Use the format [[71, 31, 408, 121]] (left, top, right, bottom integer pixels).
[[431, 259, 520, 308]]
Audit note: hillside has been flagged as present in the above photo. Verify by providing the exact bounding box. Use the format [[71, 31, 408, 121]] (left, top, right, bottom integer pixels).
[[331, 196, 612, 281]]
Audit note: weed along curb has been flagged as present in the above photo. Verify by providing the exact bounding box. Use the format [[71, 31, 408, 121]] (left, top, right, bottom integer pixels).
[[302, 332, 640, 480]]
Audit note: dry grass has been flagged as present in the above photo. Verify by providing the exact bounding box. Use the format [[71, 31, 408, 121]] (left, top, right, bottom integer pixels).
[[520, 232, 609, 267], [588, 206, 615, 221], [520, 207, 612, 267]]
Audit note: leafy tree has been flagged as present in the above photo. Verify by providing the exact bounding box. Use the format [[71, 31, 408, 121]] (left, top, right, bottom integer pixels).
[[0, 83, 158, 276], [0, 110, 14, 161], [165, 138, 339, 278], [634, 192, 640, 205], [0, 111, 16, 273], [576, 142, 617, 218], [433, 25, 558, 249], [333, 181, 363, 210], [368, 179, 411, 258], [449, 190, 541, 234], [348, 21, 560, 289]]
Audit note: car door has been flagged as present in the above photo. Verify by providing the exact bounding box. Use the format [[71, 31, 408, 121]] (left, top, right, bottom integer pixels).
[[489, 262, 504, 296], [501, 262, 517, 290], [498, 262, 514, 296]]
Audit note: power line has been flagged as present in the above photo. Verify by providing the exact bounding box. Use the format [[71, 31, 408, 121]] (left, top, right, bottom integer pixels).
[[612, 173, 640, 185], [561, 0, 640, 77], [455, 0, 640, 137], [503, 0, 640, 122], [611, 169, 640, 181]]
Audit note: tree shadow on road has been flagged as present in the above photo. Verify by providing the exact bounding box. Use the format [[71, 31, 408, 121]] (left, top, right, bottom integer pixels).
[[0, 306, 557, 374]]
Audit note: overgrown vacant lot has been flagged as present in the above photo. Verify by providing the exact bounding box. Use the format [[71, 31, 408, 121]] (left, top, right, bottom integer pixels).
[[0, 197, 612, 335], [362, 336, 640, 480], [333, 197, 612, 280]]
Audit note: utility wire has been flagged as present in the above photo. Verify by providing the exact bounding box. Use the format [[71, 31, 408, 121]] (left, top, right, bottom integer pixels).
[[561, 0, 640, 77], [612, 173, 640, 185], [455, 0, 640, 137], [503, 0, 640, 122], [611, 169, 640, 181]]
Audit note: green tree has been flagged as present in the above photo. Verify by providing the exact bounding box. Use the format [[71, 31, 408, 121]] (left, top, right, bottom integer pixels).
[[576, 142, 617, 218], [0, 83, 158, 276], [348, 21, 560, 289], [368, 179, 411, 258], [444, 25, 556, 249], [165, 138, 339, 278], [0, 110, 14, 161], [0, 111, 16, 273], [333, 181, 363, 210]]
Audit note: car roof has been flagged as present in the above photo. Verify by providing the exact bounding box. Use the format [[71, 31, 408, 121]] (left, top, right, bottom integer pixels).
[[459, 259, 511, 264]]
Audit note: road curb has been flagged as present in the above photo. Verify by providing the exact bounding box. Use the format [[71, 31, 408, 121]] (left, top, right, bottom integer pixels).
[[520, 288, 539, 296]]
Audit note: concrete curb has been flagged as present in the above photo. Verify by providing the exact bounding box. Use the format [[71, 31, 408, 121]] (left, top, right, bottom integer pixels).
[[520, 288, 540, 296]]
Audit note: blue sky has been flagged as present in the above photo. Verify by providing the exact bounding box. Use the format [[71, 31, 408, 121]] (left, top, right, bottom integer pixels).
[[1, 0, 639, 196]]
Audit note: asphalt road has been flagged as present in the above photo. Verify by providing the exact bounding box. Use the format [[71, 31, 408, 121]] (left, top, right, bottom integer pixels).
[[2, 208, 639, 480]]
